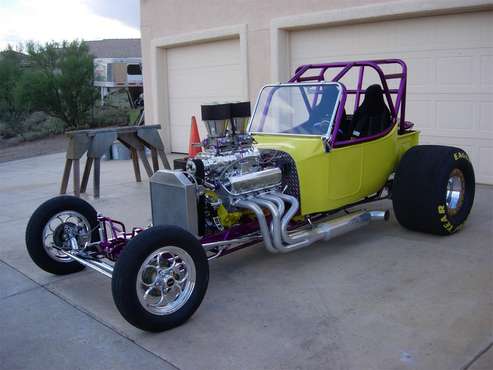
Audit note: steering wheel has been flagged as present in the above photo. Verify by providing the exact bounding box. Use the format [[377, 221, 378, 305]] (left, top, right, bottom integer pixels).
[[313, 119, 331, 133]]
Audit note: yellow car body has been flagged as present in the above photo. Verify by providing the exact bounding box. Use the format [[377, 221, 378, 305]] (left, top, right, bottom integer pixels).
[[254, 126, 420, 215]]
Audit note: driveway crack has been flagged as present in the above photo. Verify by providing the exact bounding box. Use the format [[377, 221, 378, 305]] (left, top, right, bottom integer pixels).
[[461, 340, 493, 370]]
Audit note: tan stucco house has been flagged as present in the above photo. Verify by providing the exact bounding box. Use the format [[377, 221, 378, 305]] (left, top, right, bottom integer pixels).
[[140, 0, 493, 184]]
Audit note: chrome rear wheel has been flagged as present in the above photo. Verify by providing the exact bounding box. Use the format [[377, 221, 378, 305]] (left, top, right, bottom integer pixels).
[[446, 169, 465, 216]]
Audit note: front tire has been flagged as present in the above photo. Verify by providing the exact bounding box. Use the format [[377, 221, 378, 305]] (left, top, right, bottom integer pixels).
[[25, 196, 99, 275], [392, 145, 475, 235], [111, 225, 209, 332]]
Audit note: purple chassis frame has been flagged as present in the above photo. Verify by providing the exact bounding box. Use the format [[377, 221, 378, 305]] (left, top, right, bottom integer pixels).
[[96, 216, 143, 260], [98, 59, 410, 259]]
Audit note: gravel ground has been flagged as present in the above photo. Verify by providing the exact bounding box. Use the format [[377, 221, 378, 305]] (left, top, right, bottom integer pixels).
[[0, 135, 67, 163]]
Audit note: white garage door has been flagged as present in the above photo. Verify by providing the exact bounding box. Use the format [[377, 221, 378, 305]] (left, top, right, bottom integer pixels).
[[289, 11, 493, 184], [167, 38, 244, 153]]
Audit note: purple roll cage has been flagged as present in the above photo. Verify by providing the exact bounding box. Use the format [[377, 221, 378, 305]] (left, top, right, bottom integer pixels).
[[288, 59, 409, 147]]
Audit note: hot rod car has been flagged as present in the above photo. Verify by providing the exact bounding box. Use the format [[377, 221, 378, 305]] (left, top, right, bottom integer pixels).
[[26, 59, 475, 332]]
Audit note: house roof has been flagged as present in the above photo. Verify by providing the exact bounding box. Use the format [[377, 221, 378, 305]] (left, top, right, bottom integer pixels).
[[0, 49, 26, 60], [86, 38, 141, 58], [0, 49, 30, 67]]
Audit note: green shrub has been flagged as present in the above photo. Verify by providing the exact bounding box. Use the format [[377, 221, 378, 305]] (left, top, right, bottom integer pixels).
[[21, 130, 46, 142], [104, 89, 132, 109], [38, 116, 65, 135], [92, 105, 130, 128], [20, 113, 65, 141], [23, 41, 98, 129], [0, 48, 26, 125], [0, 118, 24, 138], [0, 111, 65, 141], [128, 109, 141, 124], [21, 111, 48, 128]]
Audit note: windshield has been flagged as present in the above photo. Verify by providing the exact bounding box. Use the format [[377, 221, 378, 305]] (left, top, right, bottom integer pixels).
[[249, 83, 341, 136]]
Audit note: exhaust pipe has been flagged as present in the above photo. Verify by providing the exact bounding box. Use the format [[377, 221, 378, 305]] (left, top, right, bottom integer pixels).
[[250, 198, 284, 249], [311, 210, 389, 241], [236, 192, 389, 254], [234, 199, 278, 253]]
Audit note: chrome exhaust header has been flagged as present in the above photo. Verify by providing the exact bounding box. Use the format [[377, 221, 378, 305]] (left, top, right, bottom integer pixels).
[[235, 192, 389, 254], [234, 199, 278, 253]]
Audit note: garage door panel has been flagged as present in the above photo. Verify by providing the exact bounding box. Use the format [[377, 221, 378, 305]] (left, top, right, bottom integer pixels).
[[406, 57, 433, 87], [290, 28, 358, 59], [169, 96, 242, 119], [479, 102, 493, 132], [169, 94, 242, 141], [166, 38, 243, 153], [289, 10, 493, 183], [419, 129, 493, 142], [168, 65, 241, 99], [480, 55, 493, 86], [436, 101, 474, 130], [433, 12, 492, 49], [407, 99, 434, 129], [291, 12, 491, 61], [293, 52, 489, 94], [436, 56, 476, 86], [391, 19, 435, 49], [478, 147, 493, 180], [169, 95, 242, 127], [167, 38, 240, 70], [412, 97, 493, 140]]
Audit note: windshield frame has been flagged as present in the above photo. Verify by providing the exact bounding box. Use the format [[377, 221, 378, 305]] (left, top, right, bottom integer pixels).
[[247, 81, 343, 138]]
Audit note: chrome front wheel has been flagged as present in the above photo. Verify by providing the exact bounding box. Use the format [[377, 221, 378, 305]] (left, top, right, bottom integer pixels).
[[137, 246, 196, 315], [42, 210, 92, 262], [26, 196, 99, 275], [112, 225, 209, 332]]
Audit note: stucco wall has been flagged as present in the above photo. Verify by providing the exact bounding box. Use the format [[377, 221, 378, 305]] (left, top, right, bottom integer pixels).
[[140, 0, 398, 125], [140, 0, 491, 147]]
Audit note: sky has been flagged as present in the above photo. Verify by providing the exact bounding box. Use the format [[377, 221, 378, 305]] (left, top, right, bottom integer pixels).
[[0, 0, 140, 50]]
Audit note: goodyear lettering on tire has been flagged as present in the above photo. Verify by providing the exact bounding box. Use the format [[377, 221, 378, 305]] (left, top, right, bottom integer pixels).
[[453, 151, 469, 162], [437, 204, 454, 233]]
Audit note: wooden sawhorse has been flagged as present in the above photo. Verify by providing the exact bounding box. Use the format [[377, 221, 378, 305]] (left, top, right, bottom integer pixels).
[[60, 125, 170, 198]]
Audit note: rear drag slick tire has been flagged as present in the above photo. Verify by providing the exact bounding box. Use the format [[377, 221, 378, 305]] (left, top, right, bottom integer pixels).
[[392, 145, 475, 235]]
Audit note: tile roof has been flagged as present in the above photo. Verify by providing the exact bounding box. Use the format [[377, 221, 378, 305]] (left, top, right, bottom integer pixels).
[[86, 38, 141, 58]]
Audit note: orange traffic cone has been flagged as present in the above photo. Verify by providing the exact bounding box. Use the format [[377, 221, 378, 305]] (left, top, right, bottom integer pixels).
[[188, 116, 202, 157]]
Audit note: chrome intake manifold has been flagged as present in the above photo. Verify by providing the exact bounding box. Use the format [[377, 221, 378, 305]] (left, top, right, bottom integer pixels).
[[233, 192, 389, 253]]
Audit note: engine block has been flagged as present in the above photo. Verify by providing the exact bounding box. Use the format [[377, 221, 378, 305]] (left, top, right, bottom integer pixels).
[[151, 101, 288, 236]]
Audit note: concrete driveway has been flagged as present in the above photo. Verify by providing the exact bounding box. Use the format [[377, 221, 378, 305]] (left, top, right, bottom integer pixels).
[[0, 153, 491, 370]]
